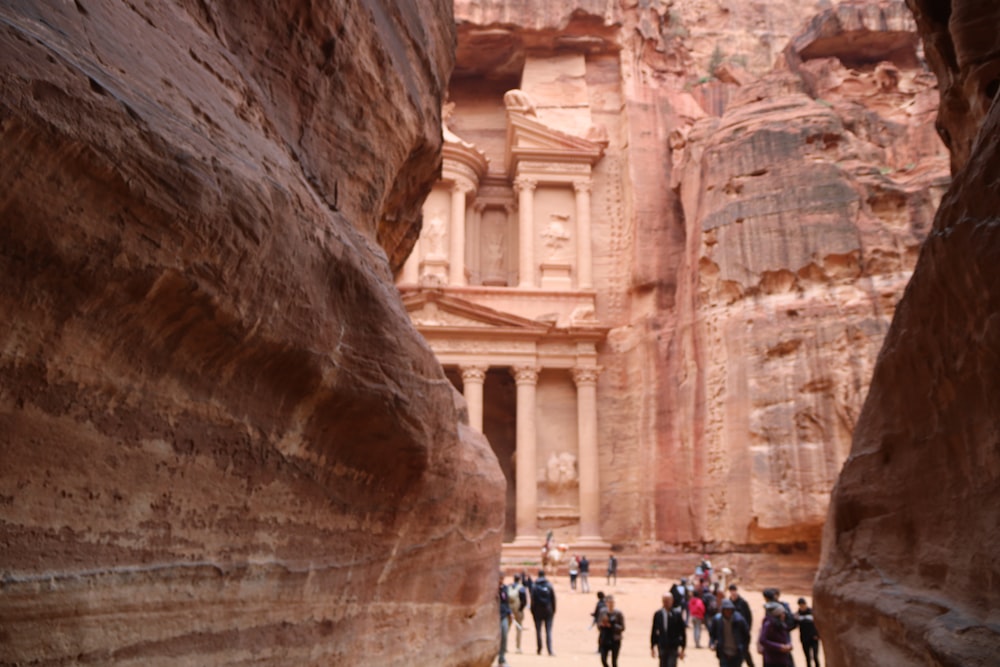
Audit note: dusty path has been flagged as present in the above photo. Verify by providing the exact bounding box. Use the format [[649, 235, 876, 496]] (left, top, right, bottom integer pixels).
[[501, 577, 822, 667]]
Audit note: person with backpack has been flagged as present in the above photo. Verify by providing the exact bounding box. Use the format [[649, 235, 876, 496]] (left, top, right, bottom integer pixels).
[[506, 574, 528, 653], [531, 569, 557, 656]]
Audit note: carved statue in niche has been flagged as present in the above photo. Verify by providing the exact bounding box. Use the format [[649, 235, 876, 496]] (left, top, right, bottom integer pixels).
[[545, 451, 578, 491], [541, 213, 572, 261], [486, 230, 505, 274], [424, 208, 447, 258]]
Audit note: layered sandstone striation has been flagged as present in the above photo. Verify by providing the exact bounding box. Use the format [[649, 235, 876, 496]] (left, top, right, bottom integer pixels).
[[0, 2, 505, 666], [815, 1, 1000, 664]]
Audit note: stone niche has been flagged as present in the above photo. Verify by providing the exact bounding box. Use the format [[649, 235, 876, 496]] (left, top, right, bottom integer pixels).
[[0, 2, 505, 666]]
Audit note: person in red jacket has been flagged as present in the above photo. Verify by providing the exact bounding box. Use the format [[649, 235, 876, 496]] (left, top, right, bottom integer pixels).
[[688, 594, 707, 648]]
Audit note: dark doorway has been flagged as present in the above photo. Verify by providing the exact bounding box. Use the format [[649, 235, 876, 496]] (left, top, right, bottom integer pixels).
[[445, 366, 517, 542]]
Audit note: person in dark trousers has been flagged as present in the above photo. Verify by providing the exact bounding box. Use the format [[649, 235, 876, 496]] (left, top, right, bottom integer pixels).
[[597, 594, 625, 667], [590, 591, 608, 652], [759, 603, 794, 667], [728, 584, 755, 667], [763, 588, 797, 666], [650, 592, 686, 667], [795, 598, 820, 667], [497, 572, 512, 666], [708, 599, 750, 667], [579, 554, 591, 593], [607, 553, 618, 585], [530, 569, 557, 656]]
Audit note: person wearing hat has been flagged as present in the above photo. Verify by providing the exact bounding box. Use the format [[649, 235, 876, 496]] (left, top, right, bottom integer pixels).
[[708, 598, 750, 667], [758, 602, 794, 666]]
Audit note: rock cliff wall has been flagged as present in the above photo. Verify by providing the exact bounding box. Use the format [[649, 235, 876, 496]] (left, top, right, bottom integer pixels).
[[454, 1, 947, 571], [815, 1, 1000, 664], [0, 2, 505, 665]]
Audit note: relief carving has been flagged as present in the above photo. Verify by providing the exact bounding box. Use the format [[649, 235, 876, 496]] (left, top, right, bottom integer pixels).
[[542, 214, 572, 261], [545, 451, 579, 491]]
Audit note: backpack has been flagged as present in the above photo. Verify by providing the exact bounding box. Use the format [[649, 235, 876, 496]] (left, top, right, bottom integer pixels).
[[506, 584, 523, 613], [532, 580, 553, 609]]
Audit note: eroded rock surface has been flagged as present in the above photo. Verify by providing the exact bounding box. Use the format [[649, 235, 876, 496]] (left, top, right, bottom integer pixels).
[[0, 2, 505, 665], [815, 0, 1000, 664], [452, 1, 947, 572]]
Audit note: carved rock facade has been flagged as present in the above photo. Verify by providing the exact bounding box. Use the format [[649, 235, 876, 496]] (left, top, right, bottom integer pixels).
[[0, 2, 504, 666], [427, 0, 949, 580]]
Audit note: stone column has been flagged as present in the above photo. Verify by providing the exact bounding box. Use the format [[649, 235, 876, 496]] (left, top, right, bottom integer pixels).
[[515, 177, 537, 288], [401, 241, 420, 284], [572, 365, 606, 546], [573, 179, 593, 289], [511, 365, 540, 546], [460, 364, 488, 432], [449, 180, 471, 285]]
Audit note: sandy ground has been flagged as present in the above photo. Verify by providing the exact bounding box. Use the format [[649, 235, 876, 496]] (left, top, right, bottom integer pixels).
[[499, 577, 823, 667]]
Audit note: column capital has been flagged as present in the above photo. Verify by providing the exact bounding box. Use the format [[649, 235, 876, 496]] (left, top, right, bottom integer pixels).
[[572, 178, 592, 194], [511, 365, 540, 385], [460, 364, 489, 383], [452, 177, 476, 195], [571, 366, 601, 387], [514, 176, 538, 194]]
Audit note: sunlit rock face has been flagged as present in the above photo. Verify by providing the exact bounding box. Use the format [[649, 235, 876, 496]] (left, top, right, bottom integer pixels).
[[815, 1, 1000, 665], [668, 1, 950, 554], [0, 2, 505, 666]]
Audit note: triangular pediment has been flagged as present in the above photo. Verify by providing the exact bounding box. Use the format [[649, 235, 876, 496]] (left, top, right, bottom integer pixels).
[[505, 112, 605, 173], [402, 291, 551, 333]]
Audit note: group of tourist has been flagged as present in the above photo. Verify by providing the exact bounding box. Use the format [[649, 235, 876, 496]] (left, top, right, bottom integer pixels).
[[496, 567, 820, 667], [653, 578, 821, 667]]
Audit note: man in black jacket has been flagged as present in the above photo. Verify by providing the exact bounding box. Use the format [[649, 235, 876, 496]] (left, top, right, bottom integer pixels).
[[531, 570, 557, 656], [728, 584, 755, 666], [650, 592, 686, 667]]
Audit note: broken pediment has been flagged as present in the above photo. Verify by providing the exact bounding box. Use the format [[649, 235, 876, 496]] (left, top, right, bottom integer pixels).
[[403, 291, 552, 333], [504, 90, 606, 174]]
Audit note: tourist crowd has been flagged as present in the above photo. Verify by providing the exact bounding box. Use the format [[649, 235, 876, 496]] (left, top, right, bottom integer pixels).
[[496, 557, 821, 667]]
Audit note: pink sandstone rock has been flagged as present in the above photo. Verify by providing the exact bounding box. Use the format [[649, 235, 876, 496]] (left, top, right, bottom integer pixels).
[[0, 2, 505, 665], [815, 0, 1000, 664], [452, 1, 948, 585]]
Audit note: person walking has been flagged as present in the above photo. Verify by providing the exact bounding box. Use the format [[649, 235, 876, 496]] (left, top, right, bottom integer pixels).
[[708, 599, 750, 667], [759, 602, 794, 667], [579, 555, 591, 593], [650, 592, 686, 667], [607, 553, 618, 585], [795, 598, 820, 667], [689, 593, 706, 648], [597, 594, 625, 667], [569, 555, 580, 591], [497, 572, 513, 666], [728, 585, 755, 667], [506, 574, 528, 653], [531, 569, 557, 656]]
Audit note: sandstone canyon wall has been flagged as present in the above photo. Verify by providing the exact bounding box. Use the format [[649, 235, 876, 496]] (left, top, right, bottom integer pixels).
[[815, 0, 1000, 664], [0, 2, 506, 666], [453, 0, 948, 578]]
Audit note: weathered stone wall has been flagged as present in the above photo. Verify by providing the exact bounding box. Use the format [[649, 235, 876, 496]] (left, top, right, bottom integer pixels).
[[0, 2, 505, 665], [454, 1, 947, 572], [815, 1, 1000, 664]]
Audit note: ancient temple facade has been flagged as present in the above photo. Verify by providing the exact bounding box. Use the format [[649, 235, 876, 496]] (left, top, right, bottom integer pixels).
[[397, 60, 613, 549]]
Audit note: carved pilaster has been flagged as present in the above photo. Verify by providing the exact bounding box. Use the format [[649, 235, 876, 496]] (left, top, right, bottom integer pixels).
[[571, 366, 601, 387]]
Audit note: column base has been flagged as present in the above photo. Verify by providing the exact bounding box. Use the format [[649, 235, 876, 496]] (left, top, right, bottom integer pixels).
[[510, 535, 543, 549], [572, 536, 611, 549]]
